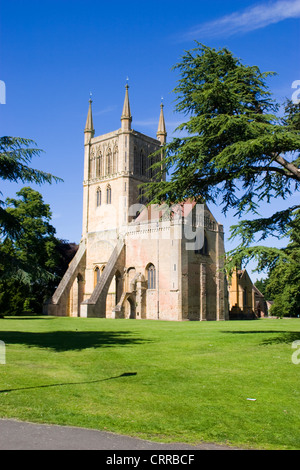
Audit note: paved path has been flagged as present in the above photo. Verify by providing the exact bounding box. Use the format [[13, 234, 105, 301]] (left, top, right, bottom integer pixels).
[[0, 419, 241, 450]]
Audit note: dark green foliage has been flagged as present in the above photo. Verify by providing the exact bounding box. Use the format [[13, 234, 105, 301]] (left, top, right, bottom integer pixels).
[[262, 212, 300, 317], [144, 44, 300, 315], [0, 136, 60, 184], [145, 44, 300, 221], [0, 188, 78, 315], [0, 136, 62, 238], [0, 137, 65, 315], [0, 188, 58, 314]]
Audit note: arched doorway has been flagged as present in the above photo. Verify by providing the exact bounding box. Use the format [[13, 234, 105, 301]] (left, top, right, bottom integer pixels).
[[128, 296, 136, 319], [126, 267, 136, 292]]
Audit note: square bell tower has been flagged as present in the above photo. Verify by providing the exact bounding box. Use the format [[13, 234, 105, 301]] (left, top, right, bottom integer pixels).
[[82, 84, 167, 236]]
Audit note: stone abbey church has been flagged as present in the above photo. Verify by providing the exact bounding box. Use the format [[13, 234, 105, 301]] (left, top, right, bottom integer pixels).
[[45, 85, 229, 321]]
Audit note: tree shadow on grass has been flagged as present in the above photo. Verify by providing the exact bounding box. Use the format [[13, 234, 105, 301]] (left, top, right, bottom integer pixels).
[[0, 330, 150, 352], [223, 330, 300, 345], [0, 372, 138, 394]]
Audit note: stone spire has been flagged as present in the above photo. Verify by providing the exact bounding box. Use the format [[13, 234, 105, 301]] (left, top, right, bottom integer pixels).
[[157, 102, 167, 145], [121, 83, 132, 131], [84, 96, 95, 144]]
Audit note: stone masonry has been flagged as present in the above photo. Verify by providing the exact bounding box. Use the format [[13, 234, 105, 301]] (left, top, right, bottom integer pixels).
[[45, 85, 229, 321]]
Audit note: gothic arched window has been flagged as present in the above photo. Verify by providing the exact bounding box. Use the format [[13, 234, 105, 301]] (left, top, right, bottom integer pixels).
[[106, 184, 111, 204], [107, 148, 112, 175], [99, 152, 103, 177], [113, 145, 118, 174], [147, 264, 156, 289], [96, 150, 102, 177], [96, 188, 101, 207]]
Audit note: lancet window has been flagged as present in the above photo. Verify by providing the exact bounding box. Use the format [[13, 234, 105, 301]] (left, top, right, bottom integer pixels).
[[106, 184, 111, 204], [147, 264, 156, 290], [107, 148, 112, 175], [113, 145, 118, 174], [96, 187, 101, 207]]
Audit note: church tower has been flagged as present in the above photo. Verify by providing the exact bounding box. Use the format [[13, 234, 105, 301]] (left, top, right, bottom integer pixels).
[[78, 84, 168, 316], [82, 84, 166, 235]]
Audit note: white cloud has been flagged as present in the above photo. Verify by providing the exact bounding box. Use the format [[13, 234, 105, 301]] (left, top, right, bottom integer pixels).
[[180, 0, 300, 40], [93, 105, 117, 116]]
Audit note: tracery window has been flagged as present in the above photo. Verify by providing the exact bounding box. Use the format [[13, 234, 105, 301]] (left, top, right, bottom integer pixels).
[[147, 264, 156, 289]]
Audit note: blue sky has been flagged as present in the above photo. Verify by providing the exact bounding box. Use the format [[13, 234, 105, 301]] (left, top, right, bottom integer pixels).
[[1, 0, 300, 280]]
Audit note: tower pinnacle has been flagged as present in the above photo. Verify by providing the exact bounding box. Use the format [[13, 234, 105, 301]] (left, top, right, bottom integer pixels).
[[157, 101, 167, 145], [84, 97, 95, 143], [121, 83, 132, 131]]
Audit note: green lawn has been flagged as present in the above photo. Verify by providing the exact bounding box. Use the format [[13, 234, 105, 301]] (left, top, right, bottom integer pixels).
[[0, 316, 299, 450]]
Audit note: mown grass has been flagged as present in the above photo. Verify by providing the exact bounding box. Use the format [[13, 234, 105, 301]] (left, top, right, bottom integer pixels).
[[0, 316, 299, 449]]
